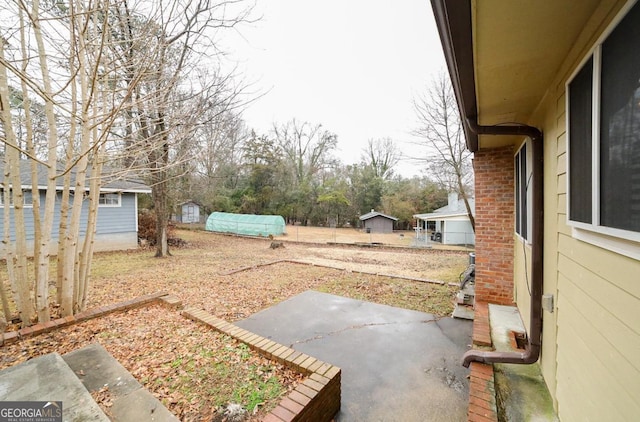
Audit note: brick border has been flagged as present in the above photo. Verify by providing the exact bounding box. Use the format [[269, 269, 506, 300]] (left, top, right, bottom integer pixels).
[[1, 293, 340, 421], [468, 362, 498, 422], [1, 292, 169, 345], [467, 301, 498, 422], [182, 307, 341, 422], [472, 301, 492, 347]]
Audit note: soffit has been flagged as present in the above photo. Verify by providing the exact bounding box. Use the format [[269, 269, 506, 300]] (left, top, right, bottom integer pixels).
[[472, 0, 601, 149]]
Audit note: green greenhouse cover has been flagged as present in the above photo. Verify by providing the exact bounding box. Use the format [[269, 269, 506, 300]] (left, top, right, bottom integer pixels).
[[205, 212, 286, 237]]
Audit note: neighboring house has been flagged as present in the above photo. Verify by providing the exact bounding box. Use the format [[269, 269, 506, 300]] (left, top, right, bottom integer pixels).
[[432, 0, 639, 420], [177, 201, 202, 224], [359, 210, 397, 233], [414, 192, 475, 246], [0, 161, 151, 256]]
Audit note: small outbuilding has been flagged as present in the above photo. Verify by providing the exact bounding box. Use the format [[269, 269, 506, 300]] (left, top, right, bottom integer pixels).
[[359, 209, 398, 234], [177, 201, 202, 223]]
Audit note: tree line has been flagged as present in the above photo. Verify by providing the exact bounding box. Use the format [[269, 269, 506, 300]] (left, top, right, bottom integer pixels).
[[173, 119, 450, 229]]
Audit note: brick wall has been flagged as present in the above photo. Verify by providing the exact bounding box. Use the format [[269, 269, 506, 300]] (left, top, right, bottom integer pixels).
[[473, 147, 515, 305]]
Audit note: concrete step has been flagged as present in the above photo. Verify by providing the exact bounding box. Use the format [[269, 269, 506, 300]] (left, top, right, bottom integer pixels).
[[0, 352, 110, 421], [452, 303, 475, 320], [63, 343, 178, 422]]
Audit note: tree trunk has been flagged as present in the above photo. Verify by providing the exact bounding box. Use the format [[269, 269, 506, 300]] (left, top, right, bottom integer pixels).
[[0, 39, 33, 327]]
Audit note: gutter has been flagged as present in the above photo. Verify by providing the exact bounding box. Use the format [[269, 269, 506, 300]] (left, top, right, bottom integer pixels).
[[462, 118, 544, 367]]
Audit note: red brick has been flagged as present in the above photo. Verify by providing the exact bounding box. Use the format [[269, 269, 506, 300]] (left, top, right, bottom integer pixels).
[[470, 395, 494, 412], [279, 397, 304, 414], [302, 378, 324, 392], [470, 363, 494, 377], [2, 331, 18, 344], [295, 383, 318, 399], [262, 413, 285, 422], [468, 410, 497, 422], [288, 390, 311, 406], [271, 405, 296, 422], [469, 389, 495, 403]]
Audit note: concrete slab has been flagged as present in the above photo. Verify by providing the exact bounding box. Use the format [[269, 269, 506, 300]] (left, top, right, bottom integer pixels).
[[489, 304, 558, 421], [63, 343, 178, 422], [237, 290, 473, 421], [63, 343, 141, 397], [0, 352, 109, 421]]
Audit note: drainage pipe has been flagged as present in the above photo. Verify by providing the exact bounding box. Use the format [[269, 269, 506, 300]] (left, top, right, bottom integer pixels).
[[462, 118, 543, 367]]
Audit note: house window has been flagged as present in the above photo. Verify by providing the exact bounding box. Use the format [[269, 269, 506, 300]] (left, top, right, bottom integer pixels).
[[567, 0, 640, 250], [99, 192, 121, 207], [0, 189, 34, 207], [515, 141, 532, 242]]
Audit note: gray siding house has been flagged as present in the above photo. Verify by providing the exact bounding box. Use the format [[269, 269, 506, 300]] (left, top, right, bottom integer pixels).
[[359, 210, 398, 233], [0, 162, 151, 256]]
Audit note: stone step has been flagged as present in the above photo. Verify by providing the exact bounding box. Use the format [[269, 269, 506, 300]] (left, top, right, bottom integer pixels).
[[0, 352, 110, 421], [452, 303, 475, 320], [63, 343, 178, 422]]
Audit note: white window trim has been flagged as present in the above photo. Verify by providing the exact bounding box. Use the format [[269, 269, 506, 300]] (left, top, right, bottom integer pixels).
[[565, 0, 640, 259], [98, 192, 122, 207], [0, 188, 34, 208], [515, 140, 533, 244]]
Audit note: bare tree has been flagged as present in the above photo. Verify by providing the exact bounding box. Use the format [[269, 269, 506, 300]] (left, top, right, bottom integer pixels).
[[413, 72, 475, 230], [110, 0, 254, 257], [0, 0, 254, 324], [361, 137, 400, 179], [272, 119, 338, 224]]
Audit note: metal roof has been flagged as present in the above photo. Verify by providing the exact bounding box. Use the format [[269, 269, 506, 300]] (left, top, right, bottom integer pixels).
[[359, 211, 398, 222]]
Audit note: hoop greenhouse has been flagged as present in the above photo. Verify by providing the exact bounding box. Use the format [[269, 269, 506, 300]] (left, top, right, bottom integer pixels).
[[205, 212, 286, 237]]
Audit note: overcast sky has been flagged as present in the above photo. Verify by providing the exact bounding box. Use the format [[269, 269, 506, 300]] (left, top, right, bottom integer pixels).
[[220, 0, 446, 177]]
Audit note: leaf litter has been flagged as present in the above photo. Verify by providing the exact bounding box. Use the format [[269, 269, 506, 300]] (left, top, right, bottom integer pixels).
[[1, 229, 466, 420]]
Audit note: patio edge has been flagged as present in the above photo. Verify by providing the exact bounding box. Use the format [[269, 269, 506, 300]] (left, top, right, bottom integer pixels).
[[468, 301, 498, 422], [182, 307, 341, 422]]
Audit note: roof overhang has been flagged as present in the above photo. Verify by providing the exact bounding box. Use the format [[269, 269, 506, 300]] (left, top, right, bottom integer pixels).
[[431, 0, 602, 151], [414, 212, 470, 221]]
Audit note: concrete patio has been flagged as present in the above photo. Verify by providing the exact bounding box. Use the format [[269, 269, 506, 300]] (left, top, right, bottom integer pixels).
[[237, 290, 473, 421]]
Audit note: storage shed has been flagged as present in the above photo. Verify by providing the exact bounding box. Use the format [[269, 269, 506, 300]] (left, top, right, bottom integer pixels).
[[178, 201, 201, 223], [359, 210, 398, 234], [205, 212, 286, 237]]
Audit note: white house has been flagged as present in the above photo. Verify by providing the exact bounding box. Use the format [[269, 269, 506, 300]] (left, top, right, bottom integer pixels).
[[414, 193, 475, 246]]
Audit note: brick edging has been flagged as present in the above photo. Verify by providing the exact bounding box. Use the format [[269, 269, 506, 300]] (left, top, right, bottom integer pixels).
[[1, 292, 169, 346], [182, 307, 341, 422], [467, 301, 498, 421], [472, 301, 492, 347], [468, 362, 498, 422]]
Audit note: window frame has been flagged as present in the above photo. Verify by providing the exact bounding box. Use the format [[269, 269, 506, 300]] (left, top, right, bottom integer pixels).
[[565, 0, 640, 258], [515, 140, 533, 244], [98, 192, 122, 207], [0, 188, 34, 208]]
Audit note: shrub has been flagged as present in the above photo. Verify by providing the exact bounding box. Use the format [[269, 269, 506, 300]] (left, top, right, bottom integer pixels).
[[138, 209, 179, 246]]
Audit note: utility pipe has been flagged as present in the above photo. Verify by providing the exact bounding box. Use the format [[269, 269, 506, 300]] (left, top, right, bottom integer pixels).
[[462, 118, 544, 367]]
